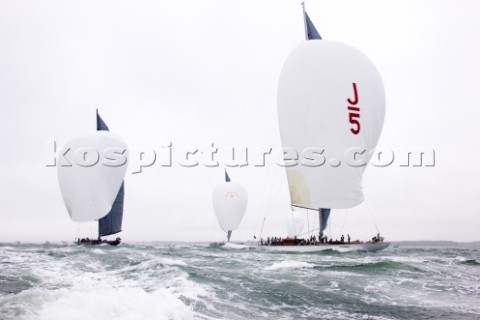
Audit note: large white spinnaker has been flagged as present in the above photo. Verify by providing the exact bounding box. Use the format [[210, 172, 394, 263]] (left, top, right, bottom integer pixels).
[[277, 40, 385, 210], [57, 131, 128, 222], [212, 171, 248, 242]]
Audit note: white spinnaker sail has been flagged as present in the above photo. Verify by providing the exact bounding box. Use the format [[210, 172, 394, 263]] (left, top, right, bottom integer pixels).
[[212, 182, 248, 232], [57, 131, 128, 222], [277, 40, 385, 209], [287, 210, 305, 237]]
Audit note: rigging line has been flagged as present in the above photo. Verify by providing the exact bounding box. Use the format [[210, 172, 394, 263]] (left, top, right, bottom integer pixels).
[[254, 170, 274, 239], [254, 164, 274, 236], [258, 186, 275, 239], [364, 199, 380, 233], [267, 161, 288, 210], [260, 166, 287, 238], [258, 164, 279, 236], [289, 208, 296, 235], [328, 213, 332, 239], [296, 226, 320, 238], [264, 167, 279, 213], [268, 149, 290, 209], [259, 168, 280, 239], [291, 204, 317, 210], [306, 208, 310, 235], [268, 172, 287, 213], [259, 216, 267, 239]]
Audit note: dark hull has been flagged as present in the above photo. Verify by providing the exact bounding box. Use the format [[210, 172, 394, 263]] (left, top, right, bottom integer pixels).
[[75, 239, 121, 246]]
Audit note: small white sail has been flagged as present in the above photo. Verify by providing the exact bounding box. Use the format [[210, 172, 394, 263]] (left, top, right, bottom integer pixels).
[[212, 181, 248, 235], [287, 210, 305, 237], [57, 131, 128, 222], [277, 40, 385, 209]]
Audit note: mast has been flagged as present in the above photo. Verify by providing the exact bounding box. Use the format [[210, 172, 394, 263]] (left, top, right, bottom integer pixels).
[[303, 2, 329, 240], [96, 110, 124, 239], [302, 1, 308, 40], [96, 109, 100, 239], [318, 208, 322, 240], [225, 170, 232, 242], [277, 2, 386, 246]]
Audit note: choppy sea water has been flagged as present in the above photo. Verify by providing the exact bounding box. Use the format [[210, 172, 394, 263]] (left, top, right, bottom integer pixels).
[[1, 242, 479, 320]]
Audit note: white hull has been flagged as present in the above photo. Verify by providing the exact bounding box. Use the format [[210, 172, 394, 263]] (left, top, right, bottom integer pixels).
[[257, 242, 390, 253], [212, 241, 390, 253]]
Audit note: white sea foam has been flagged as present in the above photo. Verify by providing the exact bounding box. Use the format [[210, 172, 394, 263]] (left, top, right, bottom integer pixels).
[[91, 248, 106, 255], [264, 260, 315, 271], [5, 265, 210, 320], [222, 242, 250, 250], [2, 242, 480, 319], [115, 257, 187, 274], [34, 285, 194, 320]]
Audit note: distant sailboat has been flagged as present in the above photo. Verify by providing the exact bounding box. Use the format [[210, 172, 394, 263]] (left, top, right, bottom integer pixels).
[[57, 110, 128, 246], [260, 5, 388, 252], [96, 111, 126, 245], [212, 170, 248, 243]]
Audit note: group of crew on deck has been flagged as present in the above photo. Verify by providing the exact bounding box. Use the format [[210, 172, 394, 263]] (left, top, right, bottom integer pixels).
[[260, 233, 353, 246], [371, 233, 384, 243], [77, 237, 102, 244], [76, 237, 121, 245], [259, 233, 383, 246]]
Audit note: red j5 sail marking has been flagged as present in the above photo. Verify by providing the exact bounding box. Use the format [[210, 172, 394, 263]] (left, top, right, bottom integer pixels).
[[347, 83, 360, 135]]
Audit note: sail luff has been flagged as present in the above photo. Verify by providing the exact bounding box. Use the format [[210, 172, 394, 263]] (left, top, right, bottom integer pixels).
[[96, 110, 124, 237], [302, 2, 308, 40]]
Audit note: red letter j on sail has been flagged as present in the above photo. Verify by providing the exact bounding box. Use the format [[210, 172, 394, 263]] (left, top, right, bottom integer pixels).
[[347, 83, 360, 135]]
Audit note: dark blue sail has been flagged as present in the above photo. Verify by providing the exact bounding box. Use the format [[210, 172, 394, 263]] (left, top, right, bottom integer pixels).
[[319, 208, 330, 233], [96, 110, 110, 131], [305, 12, 322, 40], [225, 170, 231, 182], [99, 183, 124, 237], [96, 110, 124, 237]]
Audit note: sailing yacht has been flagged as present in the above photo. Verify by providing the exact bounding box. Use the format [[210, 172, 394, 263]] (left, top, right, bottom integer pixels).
[[259, 5, 389, 252], [212, 170, 248, 244], [57, 110, 127, 246]]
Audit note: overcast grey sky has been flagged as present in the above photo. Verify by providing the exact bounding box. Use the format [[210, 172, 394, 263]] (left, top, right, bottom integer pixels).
[[1, 0, 479, 243]]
